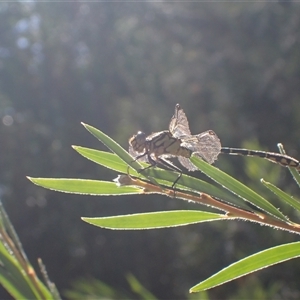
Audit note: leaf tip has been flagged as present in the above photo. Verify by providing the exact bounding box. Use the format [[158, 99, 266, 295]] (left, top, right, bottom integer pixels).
[[27, 177, 43, 187], [260, 178, 269, 185], [81, 217, 92, 224], [27, 176, 35, 183]]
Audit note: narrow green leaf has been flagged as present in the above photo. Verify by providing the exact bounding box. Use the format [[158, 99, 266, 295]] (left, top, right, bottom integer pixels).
[[190, 156, 288, 221], [73, 146, 140, 176], [126, 273, 158, 300], [0, 204, 56, 300], [287, 167, 300, 187], [261, 179, 300, 212], [0, 202, 29, 268], [82, 210, 226, 230], [0, 269, 32, 300], [28, 178, 142, 195], [0, 243, 38, 299], [190, 241, 300, 293], [81, 123, 142, 171], [277, 143, 300, 187]]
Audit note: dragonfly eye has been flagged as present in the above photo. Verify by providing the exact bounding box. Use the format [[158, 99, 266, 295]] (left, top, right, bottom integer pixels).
[[129, 131, 146, 152], [135, 131, 146, 144]]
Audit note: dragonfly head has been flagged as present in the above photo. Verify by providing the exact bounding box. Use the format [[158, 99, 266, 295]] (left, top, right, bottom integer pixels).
[[129, 131, 147, 153]]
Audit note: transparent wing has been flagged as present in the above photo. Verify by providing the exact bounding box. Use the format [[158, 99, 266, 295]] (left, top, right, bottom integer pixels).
[[169, 104, 192, 138], [178, 156, 198, 171], [180, 130, 221, 164], [157, 153, 198, 171]]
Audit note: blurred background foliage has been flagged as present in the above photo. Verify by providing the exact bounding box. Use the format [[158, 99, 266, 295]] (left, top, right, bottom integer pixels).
[[1, 2, 300, 299]]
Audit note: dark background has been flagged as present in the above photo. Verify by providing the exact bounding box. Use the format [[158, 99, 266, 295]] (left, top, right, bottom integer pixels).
[[1, 2, 300, 299]]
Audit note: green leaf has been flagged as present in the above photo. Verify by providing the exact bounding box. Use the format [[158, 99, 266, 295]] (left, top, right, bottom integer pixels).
[[190, 241, 300, 293], [0, 203, 56, 299], [0, 269, 34, 300], [190, 156, 288, 221], [82, 123, 142, 171], [28, 178, 142, 195], [0, 242, 39, 299], [277, 143, 300, 187], [73, 146, 138, 175], [82, 210, 226, 230], [126, 273, 158, 300], [261, 179, 300, 212]]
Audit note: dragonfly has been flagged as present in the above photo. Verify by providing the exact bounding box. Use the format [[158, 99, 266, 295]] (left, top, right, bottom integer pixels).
[[128, 104, 221, 186], [129, 104, 300, 184]]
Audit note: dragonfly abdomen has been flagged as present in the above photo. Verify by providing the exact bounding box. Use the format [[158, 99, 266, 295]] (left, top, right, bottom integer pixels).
[[221, 147, 300, 170]]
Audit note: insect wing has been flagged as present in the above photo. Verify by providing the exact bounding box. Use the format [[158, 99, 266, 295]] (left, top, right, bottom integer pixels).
[[180, 130, 221, 164], [169, 104, 192, 138], [178, 156, 198, 171]]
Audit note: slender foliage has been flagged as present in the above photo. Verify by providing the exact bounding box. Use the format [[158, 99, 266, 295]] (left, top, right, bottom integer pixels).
[[29, 124, 300, 293], [0, 202, 60, 299]]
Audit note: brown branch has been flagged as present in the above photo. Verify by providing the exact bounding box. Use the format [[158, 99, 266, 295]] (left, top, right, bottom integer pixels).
[[121, 175, 300, 235]]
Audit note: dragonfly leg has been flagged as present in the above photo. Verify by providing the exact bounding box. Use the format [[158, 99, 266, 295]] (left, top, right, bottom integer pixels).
[[155, 157, 182, 189], [134, 151, 148, 161], [171, 172, 182, 189], [127, 150, 149, 177], [137, 155, 182, 191], [137, 153, 157, 173], [129, 149, 182, 192]]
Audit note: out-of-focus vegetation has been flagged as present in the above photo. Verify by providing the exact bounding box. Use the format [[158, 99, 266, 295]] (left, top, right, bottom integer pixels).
[[1, 2, 300, 299], [0, 202, 59, 299]]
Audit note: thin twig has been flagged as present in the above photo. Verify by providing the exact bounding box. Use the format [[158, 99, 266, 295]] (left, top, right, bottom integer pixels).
[[122, 175, 300, 235]]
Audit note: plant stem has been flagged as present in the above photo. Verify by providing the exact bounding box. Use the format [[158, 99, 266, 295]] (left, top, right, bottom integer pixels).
[[126, 176, 300, 235]]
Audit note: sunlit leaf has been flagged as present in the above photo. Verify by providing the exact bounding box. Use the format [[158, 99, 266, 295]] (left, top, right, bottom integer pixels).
[[277, 143, 300, 187], [190, 241, 300, 292], [81, 123, 142, 171], [28, 178, 142, 195], [0, 246, 36, 299], [73, 146, 138, 175], [261, 179, 300, 212], [82, 210, 226, 230], [190, 156, 288, 222]]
